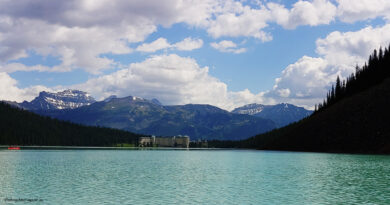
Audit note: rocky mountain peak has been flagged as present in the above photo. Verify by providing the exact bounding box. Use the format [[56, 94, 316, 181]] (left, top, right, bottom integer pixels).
[[21, 89, 96, 110]]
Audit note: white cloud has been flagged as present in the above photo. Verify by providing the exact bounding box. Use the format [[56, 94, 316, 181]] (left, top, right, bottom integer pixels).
[[268, 23, 390, 109], [3, 0, 385, 76], [0, 17, 151, 74], [0, 0, 217, 73], [316, 24, 390, 68], [0, 54, 273, 111], [173, 37, 203, 51], [3, 0, 390, 111], [0, 72, 51, 102], [0, 63, 52, 73], [277, 88, 291, 98], [0, 0, 215, 30], [136, 38, 171, 53], [270, 56, 335, 100], [336, 0, 390, 23], [75, 54, 229, 107], [268, 0, 337, 29], [207, 2, 272, 41], [72, 54, 274, 111], [136, 37, 203, 53], [210, 40, 246, 54]]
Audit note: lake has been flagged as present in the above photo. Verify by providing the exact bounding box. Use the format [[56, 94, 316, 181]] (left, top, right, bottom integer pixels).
[[0, 149, 389, 204]]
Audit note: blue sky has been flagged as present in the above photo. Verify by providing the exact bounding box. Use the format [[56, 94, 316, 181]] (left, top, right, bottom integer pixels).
[[1, 0, 390, 110]]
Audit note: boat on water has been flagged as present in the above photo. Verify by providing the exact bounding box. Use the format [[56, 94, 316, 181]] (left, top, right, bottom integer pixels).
[[8, 146, 20, 150]]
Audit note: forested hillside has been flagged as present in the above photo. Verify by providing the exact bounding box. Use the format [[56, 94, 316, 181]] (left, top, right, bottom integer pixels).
[[212, 46, 390, 154], [0, 102, 144, 146], [315, 46, 390, 113]]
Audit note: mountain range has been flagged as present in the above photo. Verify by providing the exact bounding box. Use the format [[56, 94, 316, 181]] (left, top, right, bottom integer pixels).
[[6, 90, 312, 140], [15, 89, 96, 110], [232, 103, 312, 127]]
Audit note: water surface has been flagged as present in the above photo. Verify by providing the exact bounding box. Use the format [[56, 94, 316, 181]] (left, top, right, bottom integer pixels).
[[0, 149, 389, 204]]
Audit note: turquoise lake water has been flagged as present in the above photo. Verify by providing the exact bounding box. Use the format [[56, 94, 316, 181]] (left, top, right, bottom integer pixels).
[[0, 149, 389, 204]]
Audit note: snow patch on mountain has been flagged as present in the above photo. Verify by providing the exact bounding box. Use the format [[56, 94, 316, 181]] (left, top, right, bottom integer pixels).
[[231, 103, 265, 115]]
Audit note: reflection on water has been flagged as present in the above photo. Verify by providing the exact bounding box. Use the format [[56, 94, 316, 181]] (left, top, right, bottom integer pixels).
[[0, 150, 389, 204]]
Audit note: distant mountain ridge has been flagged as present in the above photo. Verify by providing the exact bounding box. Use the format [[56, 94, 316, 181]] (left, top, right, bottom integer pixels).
[[28, 96, 276, 141], [232, 103, 312, 127], [8, 90, 311, 140], [20, 89, 96, 110]]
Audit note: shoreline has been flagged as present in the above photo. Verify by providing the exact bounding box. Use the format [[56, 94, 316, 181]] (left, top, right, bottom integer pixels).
[[0, 145, 231, 151], [2, 146, 388, 155]]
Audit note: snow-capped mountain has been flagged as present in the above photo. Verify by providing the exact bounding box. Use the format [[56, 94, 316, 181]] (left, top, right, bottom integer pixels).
[[231, 103, 265, 115], [20, 89, 96, 110], [232, 103, 313, 127]]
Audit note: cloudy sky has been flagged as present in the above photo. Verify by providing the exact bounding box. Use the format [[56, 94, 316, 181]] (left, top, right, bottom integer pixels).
[[1, 0, 390, 110]]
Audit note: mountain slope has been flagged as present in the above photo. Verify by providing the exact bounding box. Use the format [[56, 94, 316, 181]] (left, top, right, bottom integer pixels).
[[35, 97, 276, 140], [232, 103, 312, 127], [0, 102, 143, 146]]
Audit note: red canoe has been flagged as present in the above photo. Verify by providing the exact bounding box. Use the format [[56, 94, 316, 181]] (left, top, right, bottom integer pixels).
[[8, 147, 20, 150]]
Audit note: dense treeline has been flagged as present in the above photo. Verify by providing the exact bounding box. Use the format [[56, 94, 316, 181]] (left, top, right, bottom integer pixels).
[[0, 102, 144, 146], [212, 46, 390, 154], [205, 140, 237, 148], [315, 45, 390, 112]]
